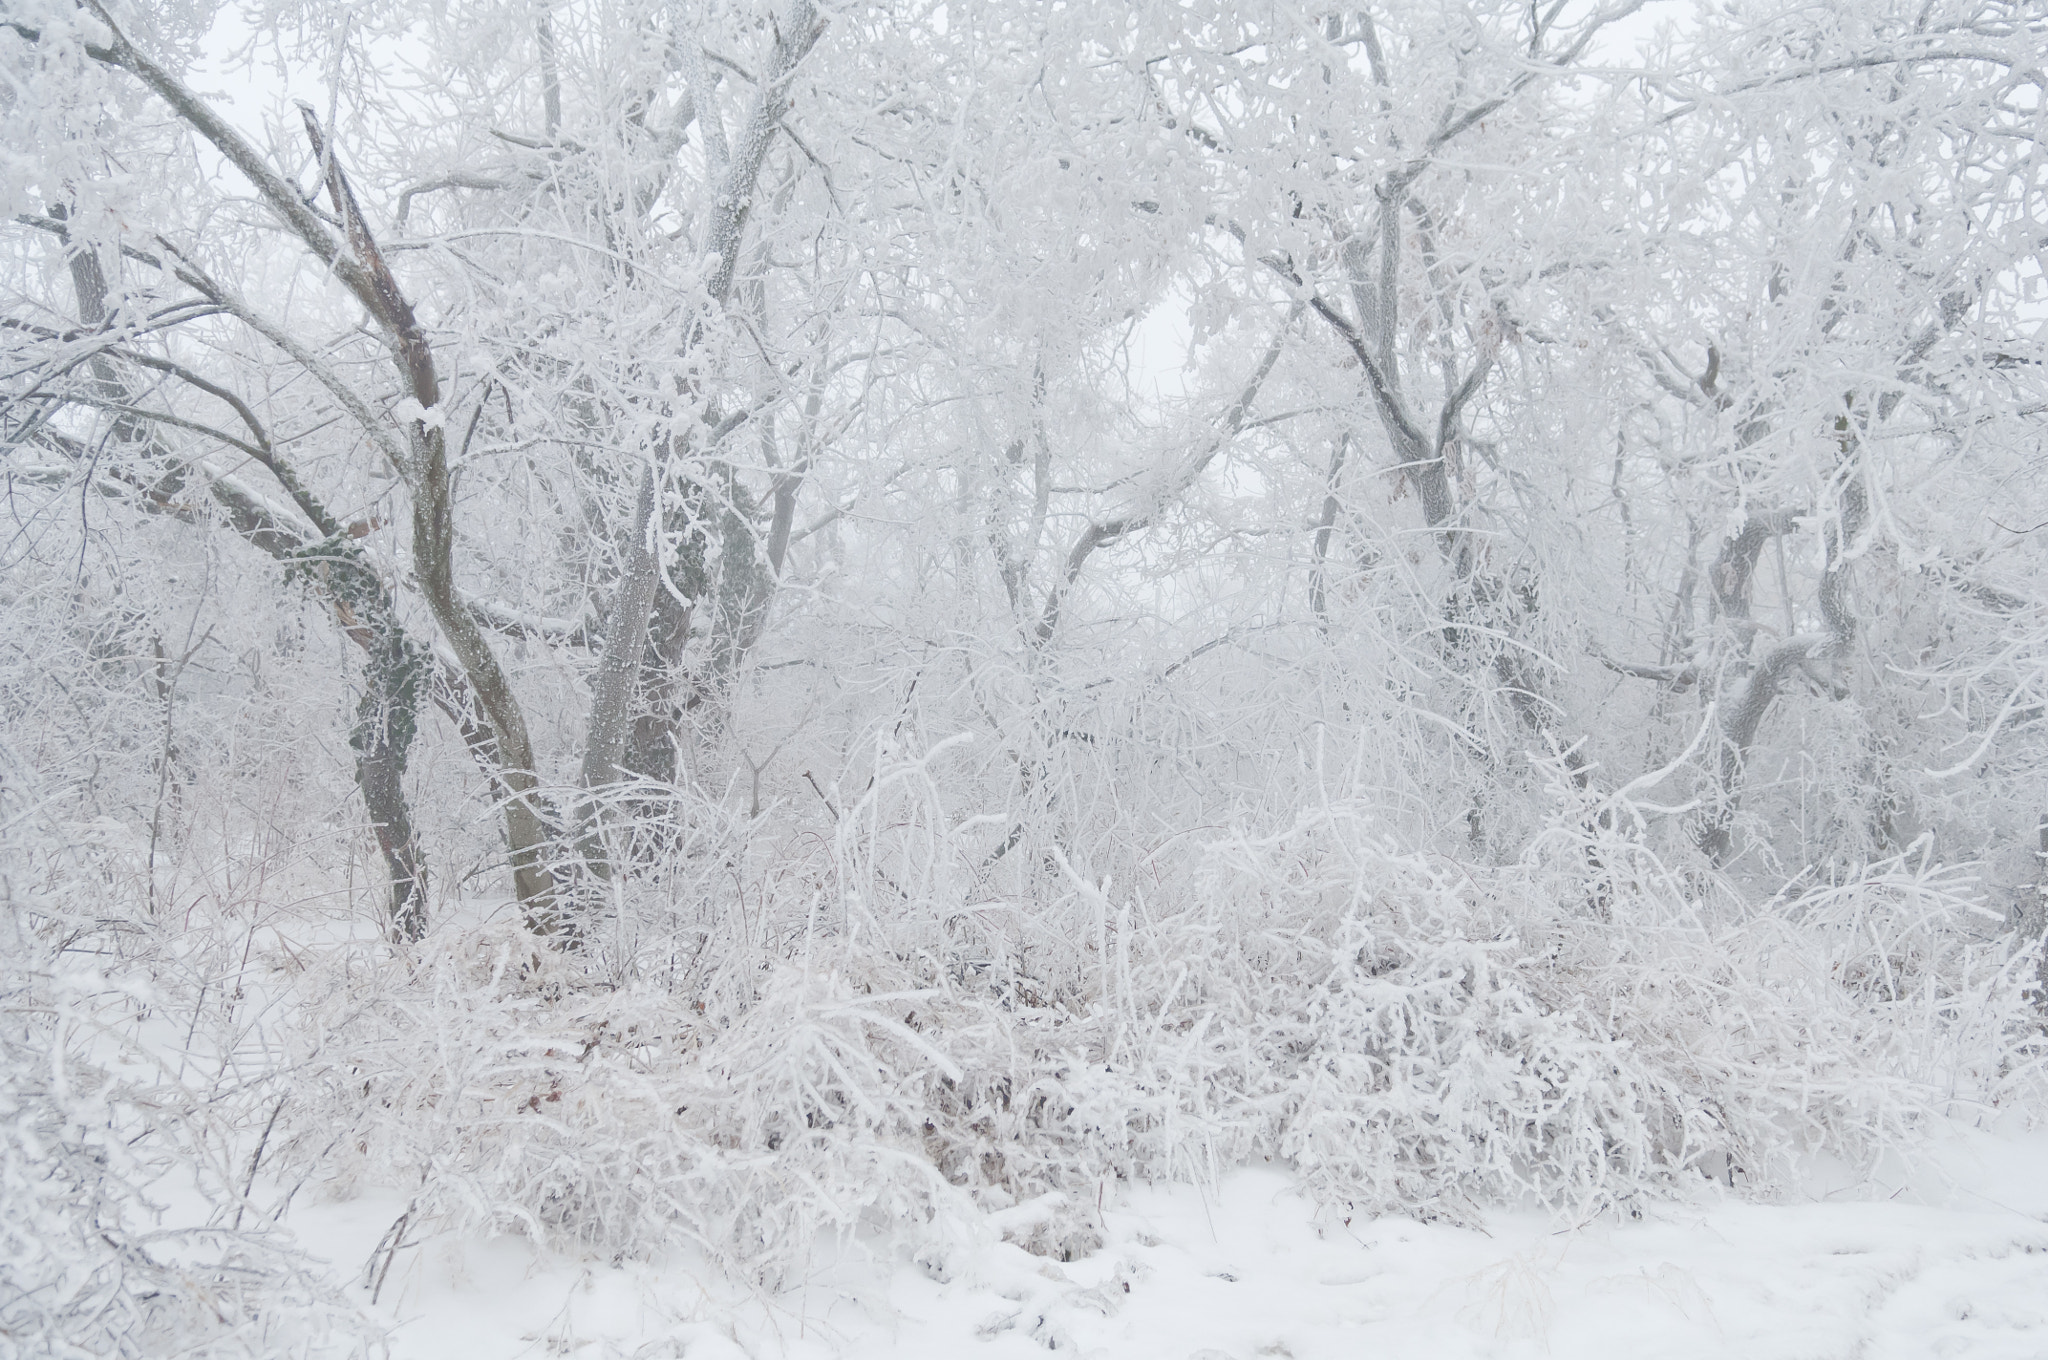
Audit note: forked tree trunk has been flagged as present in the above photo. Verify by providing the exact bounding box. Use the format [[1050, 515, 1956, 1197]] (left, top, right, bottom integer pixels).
[[575, 0, 826, 868]]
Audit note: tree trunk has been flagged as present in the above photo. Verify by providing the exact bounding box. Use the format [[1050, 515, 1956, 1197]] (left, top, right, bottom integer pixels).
[[55, 210, 431, 940], [578, 0, 826, 816]]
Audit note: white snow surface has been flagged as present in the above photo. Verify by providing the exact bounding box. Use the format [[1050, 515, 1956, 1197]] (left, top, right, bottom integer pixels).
[[287, 1122, 2048, 1360]]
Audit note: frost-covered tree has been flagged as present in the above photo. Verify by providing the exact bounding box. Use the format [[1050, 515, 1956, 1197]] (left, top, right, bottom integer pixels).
[[2, 1, 2045, 1341]]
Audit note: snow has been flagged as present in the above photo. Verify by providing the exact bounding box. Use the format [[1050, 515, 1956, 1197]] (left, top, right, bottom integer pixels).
[[390, 398, 446, 431], [281, 1121, 2048, 1359]]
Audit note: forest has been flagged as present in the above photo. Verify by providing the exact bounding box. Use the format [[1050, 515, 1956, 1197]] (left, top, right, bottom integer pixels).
[[3, 0, 2047, 1355]]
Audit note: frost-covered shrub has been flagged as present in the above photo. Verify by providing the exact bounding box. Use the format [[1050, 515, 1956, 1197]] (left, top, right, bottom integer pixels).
[[0, 1025, 373, 1360], [1232, 812, 2035, 1218], [273, 924, 985, 1282], [963, 803, 2036, 1226], [0, 749, 376, 1360], [261, 762, 2042, 1281]]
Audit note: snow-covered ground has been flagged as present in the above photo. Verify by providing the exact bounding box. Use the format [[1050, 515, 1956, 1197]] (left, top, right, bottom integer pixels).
[[286, 1120, 2048, 1359]]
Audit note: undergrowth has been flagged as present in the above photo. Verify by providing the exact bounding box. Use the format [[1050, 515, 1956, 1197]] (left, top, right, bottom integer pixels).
[[218, 752, 2048, 1288]]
